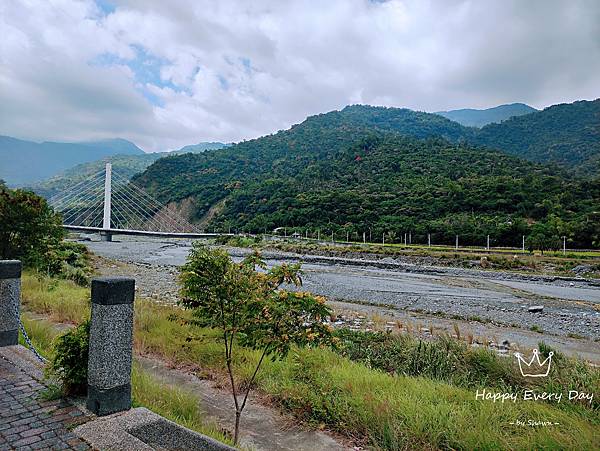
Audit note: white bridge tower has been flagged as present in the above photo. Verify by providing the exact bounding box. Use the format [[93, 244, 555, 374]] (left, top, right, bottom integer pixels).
[[100, 162, 113, 241]]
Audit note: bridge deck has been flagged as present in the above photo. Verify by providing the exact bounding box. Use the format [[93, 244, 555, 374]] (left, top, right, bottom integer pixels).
[[63, 225, 233, 239]]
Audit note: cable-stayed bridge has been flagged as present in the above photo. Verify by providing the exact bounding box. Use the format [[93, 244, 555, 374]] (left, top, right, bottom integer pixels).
[[49, 163, 225, 240]]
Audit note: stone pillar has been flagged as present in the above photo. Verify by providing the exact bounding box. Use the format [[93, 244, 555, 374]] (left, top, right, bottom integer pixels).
[[99, 231, 113, 242], [87, 277, 134, 416], [0, 260, 21, 347]]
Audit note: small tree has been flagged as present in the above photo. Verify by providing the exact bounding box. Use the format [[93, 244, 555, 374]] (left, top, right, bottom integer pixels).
[[179, 244, 332, 445]]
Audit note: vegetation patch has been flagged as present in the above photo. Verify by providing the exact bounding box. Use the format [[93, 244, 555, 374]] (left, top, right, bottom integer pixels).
[[21, 273, 600, 450], [333, 329, 599, 416], [0, 183, 93, 284]]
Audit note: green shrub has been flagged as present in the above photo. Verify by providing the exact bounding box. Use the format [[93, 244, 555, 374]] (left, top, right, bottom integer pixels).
[[37, 241, 92, 285], [48, 320, 90, 395], [215, 235, 260, 248]]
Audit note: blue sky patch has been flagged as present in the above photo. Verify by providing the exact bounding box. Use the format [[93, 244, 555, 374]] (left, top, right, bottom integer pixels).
[[95, 0, 115, 15], [90, 45, 187, 106]]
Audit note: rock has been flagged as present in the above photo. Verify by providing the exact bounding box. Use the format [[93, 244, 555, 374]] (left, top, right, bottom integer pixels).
[[528, 305, 544, 313], [572, 264, 592, 275]]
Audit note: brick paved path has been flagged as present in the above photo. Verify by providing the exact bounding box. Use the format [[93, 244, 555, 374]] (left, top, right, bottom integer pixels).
[[0, 356, 91, 450]]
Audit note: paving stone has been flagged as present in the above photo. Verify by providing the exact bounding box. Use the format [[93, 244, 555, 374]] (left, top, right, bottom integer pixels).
[[11, 435, 42, 447], [0, 357, 92, 450]]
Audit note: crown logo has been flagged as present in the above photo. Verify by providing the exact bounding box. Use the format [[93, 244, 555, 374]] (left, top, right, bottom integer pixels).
[[514, 349, 553, 377]]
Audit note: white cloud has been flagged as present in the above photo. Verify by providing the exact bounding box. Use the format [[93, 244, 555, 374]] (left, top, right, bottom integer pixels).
[[1, 0, 599, 151]]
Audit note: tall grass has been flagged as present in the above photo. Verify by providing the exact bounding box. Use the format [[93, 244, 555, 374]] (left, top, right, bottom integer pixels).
[[21, 272, 600, 450], [21, 273, 90, 324], [19, 314, 56, 360], [257, 348, 598, 450]]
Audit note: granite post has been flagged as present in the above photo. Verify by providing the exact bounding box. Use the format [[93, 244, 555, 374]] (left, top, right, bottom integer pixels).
[[0, 260, 21, 347], [87, 277, 135, 416]]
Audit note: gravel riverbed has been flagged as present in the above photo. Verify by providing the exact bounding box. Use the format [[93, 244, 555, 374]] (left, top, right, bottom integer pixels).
[[83, 236, 599, 359]]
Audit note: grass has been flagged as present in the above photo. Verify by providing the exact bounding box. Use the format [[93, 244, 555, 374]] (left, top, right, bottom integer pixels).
[[333, 329, 599, 417], [222, 237, 600, 277], [19, 314, 57, 358], [259, 349, 598, 450], [21, 272, 600, 450], [21, 273, 90, 324]]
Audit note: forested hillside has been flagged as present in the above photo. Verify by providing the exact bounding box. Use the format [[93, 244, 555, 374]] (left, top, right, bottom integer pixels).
[[134, 105, 600, 248], [436, 103, 537, 127], [134, 106, 473, 204], [475, 99, 600, 175]]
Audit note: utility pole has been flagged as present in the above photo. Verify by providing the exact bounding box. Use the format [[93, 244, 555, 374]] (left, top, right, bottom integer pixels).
[[522, 235, 525, 253], [101, 163, 112, 242], [363, 232, 366, 243], [455, 235, 458, 250], [563, 236, 566, 254], [428, 233, 431, 247], [487, 235, 490, 251]]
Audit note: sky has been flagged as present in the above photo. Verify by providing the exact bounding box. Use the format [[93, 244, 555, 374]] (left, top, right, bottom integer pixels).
[[1, 0, 599, 152]]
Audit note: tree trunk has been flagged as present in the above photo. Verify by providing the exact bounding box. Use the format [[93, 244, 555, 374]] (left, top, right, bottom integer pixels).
[[234, 410, 241, 445]]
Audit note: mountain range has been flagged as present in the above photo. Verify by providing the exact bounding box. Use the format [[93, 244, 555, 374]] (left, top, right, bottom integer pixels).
[[3, 98, 598, 246], [474, 100, 600, 173], [0, 137, 143, 186], [435, 103, 537, 127], [0, 137, 226, 188], [133, 99, 600, 247]]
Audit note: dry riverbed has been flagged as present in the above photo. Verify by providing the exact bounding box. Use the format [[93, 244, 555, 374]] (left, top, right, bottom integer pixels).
[[83, 235, 600, 363]]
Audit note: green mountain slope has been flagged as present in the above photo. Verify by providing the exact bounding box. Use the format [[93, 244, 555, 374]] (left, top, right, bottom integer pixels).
[[134, 106, 600, 247], [177, 142, 229, 153], [134, 105, 474, 206], [474, 99, 600, 175], [0, 136, 144, 186], [436, 103, 537, 127], [27, 142, 227, 198]]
